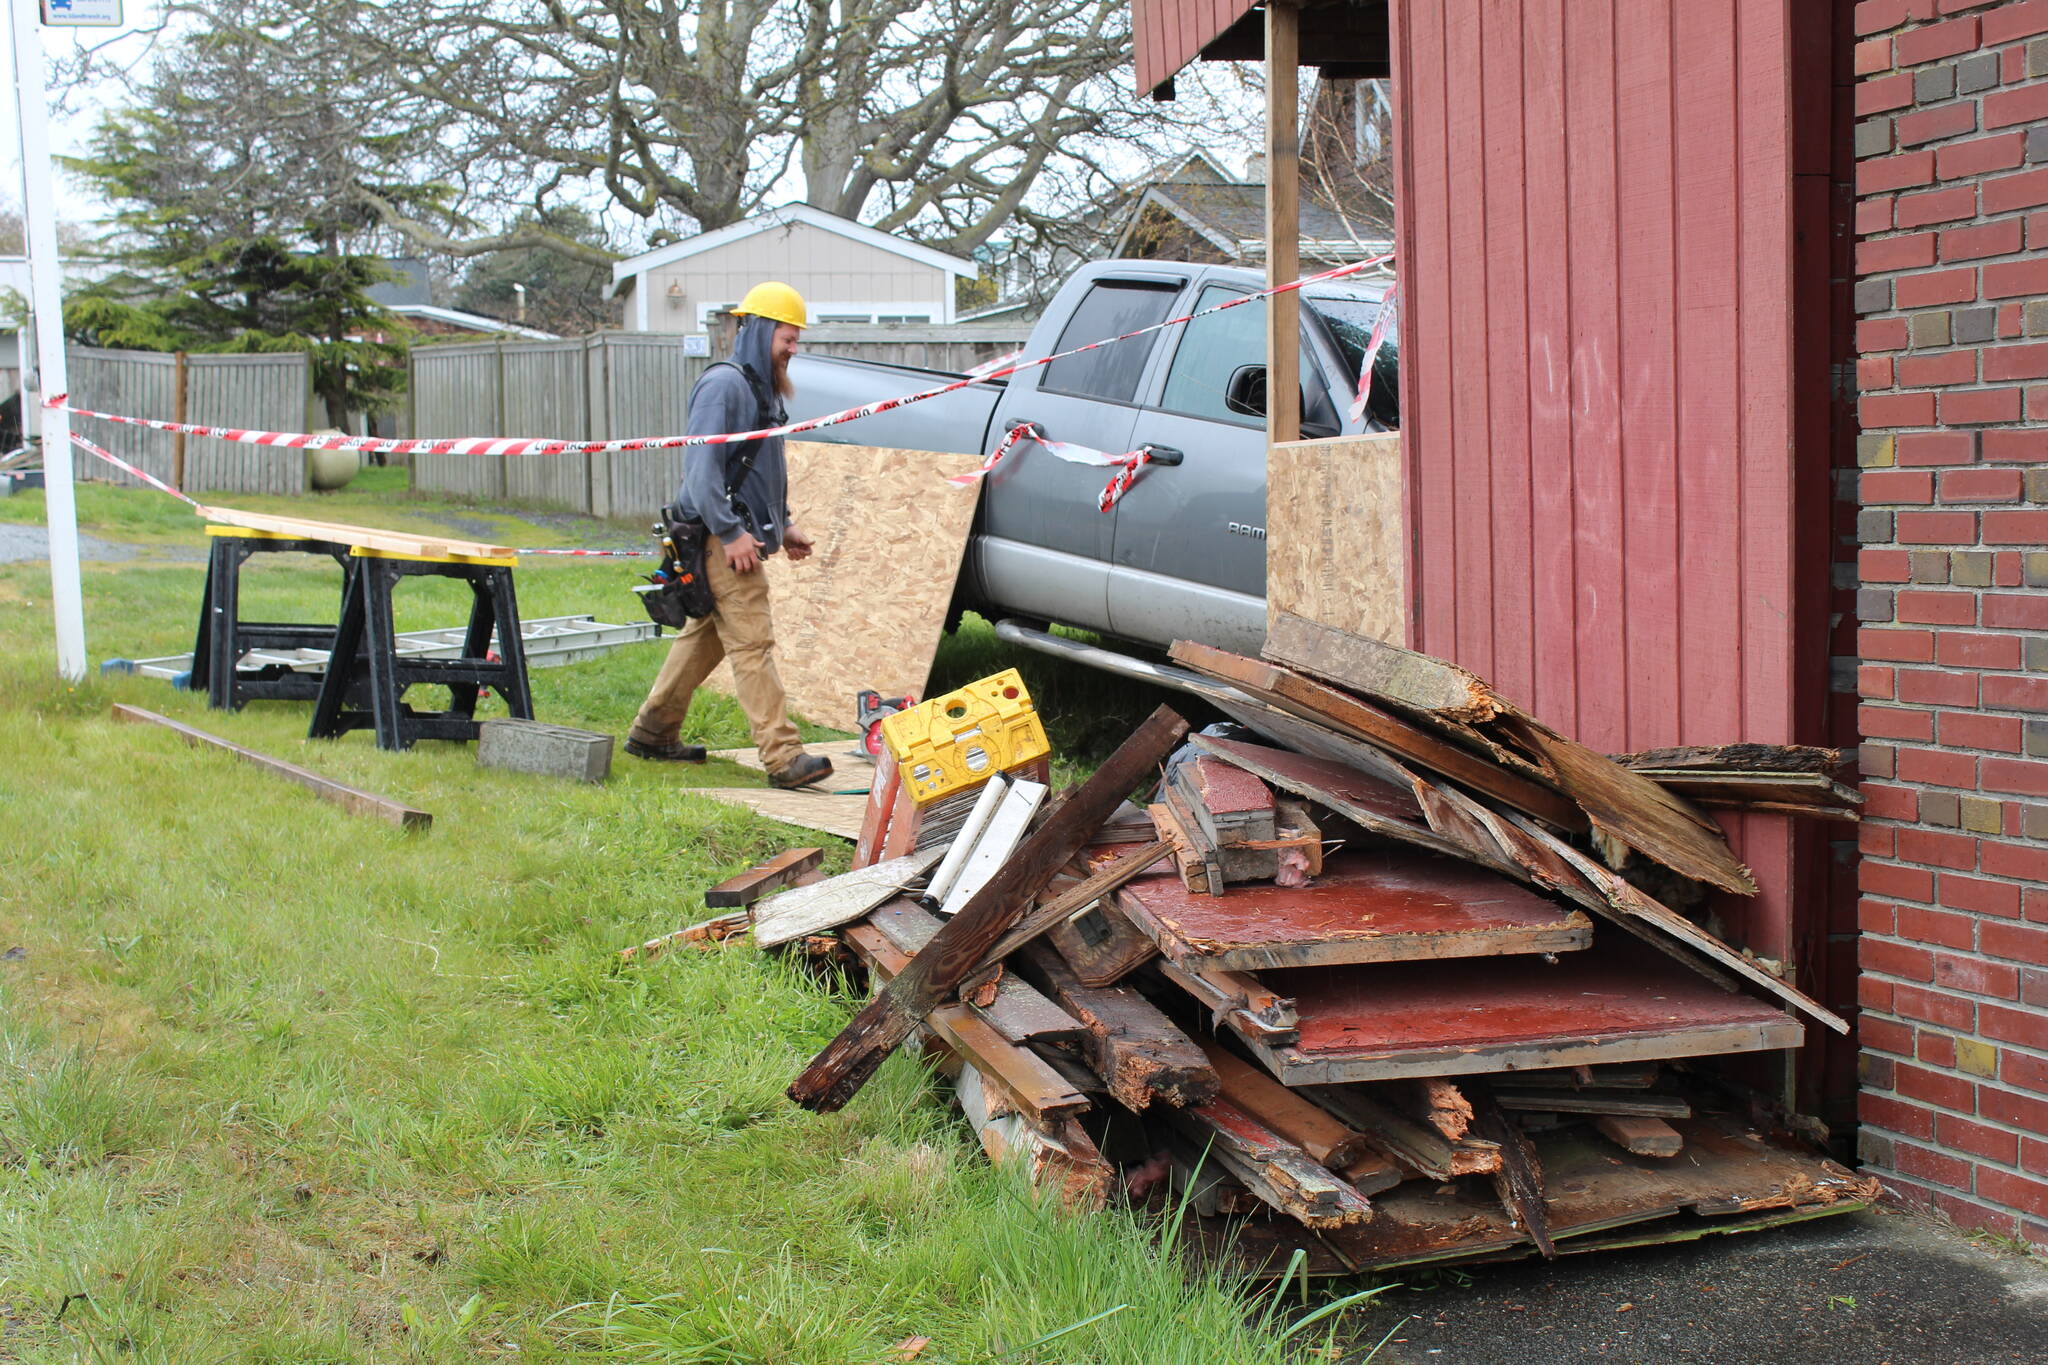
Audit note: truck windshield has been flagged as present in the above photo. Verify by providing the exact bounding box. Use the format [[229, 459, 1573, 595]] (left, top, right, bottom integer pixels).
[[1303, 287, 1399, 428]]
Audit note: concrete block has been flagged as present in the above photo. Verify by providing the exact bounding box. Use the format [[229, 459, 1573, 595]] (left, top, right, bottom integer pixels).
[[477, 718, 614, 783]]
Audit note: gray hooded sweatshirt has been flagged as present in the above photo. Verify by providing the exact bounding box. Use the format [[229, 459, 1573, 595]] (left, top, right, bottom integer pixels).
[[676, 314, 791, 555]]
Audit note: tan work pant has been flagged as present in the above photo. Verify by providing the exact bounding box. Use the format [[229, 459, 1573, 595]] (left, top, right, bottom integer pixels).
[[629, 547, 805, 772]]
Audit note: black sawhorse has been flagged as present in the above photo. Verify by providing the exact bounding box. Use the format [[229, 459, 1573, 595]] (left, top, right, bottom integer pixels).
[[308, 550, 535, 751], [190, 527, 351, 710]]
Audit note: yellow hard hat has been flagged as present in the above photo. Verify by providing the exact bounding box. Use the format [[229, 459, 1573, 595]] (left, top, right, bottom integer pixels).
[[734, 281, 808, 328]]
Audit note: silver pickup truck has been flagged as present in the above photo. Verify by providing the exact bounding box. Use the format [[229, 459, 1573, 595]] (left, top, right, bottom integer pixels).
[[786, 260, 1397, 658]]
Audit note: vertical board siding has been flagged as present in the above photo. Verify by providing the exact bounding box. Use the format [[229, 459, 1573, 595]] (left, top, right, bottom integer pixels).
[[67, 346, 308, 496], [1391, 0, 1830, 962], [1133, 0, 1255, 96]]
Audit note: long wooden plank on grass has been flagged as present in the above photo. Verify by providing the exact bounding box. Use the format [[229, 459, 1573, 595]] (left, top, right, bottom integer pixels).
[[704, 847, 826, 907], [111, 704, 430, 830], [787, 706, 1190, 1112], [1172, 640, 1582, 828]]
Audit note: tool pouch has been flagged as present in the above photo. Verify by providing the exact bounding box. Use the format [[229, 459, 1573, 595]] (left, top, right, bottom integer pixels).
[[636, 504, 718, 627]]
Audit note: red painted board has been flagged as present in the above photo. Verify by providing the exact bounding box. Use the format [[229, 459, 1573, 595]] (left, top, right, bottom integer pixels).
[[1282, 937, 1799, 1059], [1196, 736, 1426, 827], [1108, 849, 1592, 971]]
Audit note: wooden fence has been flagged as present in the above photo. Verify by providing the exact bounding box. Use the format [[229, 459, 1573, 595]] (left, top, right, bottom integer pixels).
[[68, 347, 314, 495], [407, 325, 1029, 518]]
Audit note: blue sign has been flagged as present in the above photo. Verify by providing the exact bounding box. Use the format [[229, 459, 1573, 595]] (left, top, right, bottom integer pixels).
[[42, 0, 125, 26]]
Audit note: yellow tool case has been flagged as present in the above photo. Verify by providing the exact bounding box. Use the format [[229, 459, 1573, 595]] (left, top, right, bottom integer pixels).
[[880, 669, 1051, 805]]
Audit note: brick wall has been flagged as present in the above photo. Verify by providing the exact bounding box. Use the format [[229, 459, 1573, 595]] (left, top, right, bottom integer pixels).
[[1853, 0, 2048, 1249]]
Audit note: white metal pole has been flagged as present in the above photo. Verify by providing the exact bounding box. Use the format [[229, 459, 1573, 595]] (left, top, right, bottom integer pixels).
[[10, 0, 84, 679]]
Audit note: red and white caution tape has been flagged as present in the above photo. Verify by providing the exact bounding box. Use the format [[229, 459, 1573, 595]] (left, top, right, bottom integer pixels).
[[947, 422, 1160, 514], [1347, 280, 1398, 426], [508, 546, 653, 557], [70, 433, 201, 508], [49, 252, 1393, 460]]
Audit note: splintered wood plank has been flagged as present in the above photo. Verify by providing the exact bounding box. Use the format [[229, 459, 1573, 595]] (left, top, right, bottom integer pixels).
[[619, 912, 749, 963], [1150, 959, 1299, 1049], [704, 847, 827, 907], [866, 900, 1086, 1045], [1613, 743, 1843, 775], [1495, 1091, 1691, 1118], [1242, 938, 1806, 1086], [1173, 641, 1583, 828], [1471, 1086, 1555, 1257], [1047, 894, 1161, 988], [1109, 847, 1593, 972], [750, 847, 944, 949], [1198, 1041, 1378, 1172], [1020, 941, 1216, 1111], [112, 704, 431, 830], [1173, 1096, 1374, 1229], [1302, 1085, 1501, 1182], [954, 1065, 1111, 1209], [787, 707, 1190, 1112], [1264, 611, 1507, 722]]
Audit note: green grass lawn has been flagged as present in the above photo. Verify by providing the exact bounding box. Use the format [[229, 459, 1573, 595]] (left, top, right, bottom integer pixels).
[[0, 477, 1380, 1362]]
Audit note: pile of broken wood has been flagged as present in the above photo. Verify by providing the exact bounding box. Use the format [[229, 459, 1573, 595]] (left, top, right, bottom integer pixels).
[[698, 618, 1875, 1273]]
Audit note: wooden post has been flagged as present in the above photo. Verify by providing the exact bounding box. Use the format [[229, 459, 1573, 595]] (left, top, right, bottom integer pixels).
[[1265, 0, 1301, 446], [171, 350, 188, 491]]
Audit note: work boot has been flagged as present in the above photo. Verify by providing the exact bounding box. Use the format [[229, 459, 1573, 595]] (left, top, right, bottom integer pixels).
[[625, 737, 707, 763], [768, 754, 833, 789]]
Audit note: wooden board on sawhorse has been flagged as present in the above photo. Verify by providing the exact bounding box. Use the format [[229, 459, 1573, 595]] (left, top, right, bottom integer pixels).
[[190, 527, 352, 712]]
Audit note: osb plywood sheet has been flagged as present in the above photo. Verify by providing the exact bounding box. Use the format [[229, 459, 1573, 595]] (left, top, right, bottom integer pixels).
[[682, 785, 869, 841], [708, 440, 983, 726], [1266, 435, 1404, 647]]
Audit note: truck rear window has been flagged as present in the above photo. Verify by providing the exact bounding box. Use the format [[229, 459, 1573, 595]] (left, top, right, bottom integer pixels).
[[1039, 280, 1183, 403]]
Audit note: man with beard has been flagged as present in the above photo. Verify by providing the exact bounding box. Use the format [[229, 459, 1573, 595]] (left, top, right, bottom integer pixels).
[[624, 281, 833, 790]]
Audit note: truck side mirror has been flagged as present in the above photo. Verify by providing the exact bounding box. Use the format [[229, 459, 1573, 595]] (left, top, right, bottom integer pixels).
[[1224, 364, 1267, 418]]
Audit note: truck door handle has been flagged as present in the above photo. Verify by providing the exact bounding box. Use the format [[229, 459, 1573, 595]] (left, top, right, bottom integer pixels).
[[1143, 445, 1185, 466]]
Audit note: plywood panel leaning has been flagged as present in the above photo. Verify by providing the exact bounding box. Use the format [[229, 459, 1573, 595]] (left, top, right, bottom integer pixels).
[[1264, 434, 1405, 646]]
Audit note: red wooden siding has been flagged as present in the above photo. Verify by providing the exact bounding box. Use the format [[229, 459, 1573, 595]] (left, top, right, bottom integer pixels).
[[1388, 0, 1842, 966], [1133, 0, 1257, 98]]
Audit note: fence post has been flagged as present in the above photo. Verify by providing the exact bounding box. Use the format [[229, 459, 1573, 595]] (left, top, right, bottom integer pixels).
[[170, 350, 188, 490]]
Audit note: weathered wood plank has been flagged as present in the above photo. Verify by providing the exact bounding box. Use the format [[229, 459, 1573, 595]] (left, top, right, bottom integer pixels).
[[1301, 1085, 1501, 1182], [1595, 1115, 1685, 1158], [1020, 941, 1216, 1111], [866, 899, 1086, 1045], [704, 847, 826, 907], [619, 912, 749, 962], [1471, 1087, 1555, 1258], [111, 704, 430, 830], [786, 707, 1189, 1112], [1173, 1096, 1374, 1229], [750, 847, 943, 949], [1198, 1041, 1377, 1172]]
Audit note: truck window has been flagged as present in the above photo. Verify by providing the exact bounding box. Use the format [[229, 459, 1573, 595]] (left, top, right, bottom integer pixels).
[[1303, 287, 1399, 429], [1159, 285, 1267, 423], [1040, 280, 1182, 403]]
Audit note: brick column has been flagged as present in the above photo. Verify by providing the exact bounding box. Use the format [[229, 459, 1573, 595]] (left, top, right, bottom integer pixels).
[[1853, 0, 2048, 1248]]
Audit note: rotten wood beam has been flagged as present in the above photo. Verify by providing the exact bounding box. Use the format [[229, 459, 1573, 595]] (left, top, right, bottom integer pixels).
[[786, 706, 1189, 1112], [1176, 1096, 1373, 1229], [1595, 1115, 1686, 1158], [1470, 1087, 1555, 1259], [1302, 1086, 1502, 1182], [1020, 940, 1217, 1111], [619, 912, 749, 963], [1199, 1040, 1379, 1173]]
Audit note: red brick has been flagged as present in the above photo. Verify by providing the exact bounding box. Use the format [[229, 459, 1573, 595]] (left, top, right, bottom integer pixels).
[[1862, 1090, 1936, 1140], [1936, 633, 2022, 669], [1983, 920, 2048, 964], [1863, 1014, 1916, 1057], [1982, 430, 2048, 460], [1895, 1055, 1979, 1105], [1980, 1169, 2048, 1220], [1859, 146, 1935, 191], [1983, 675, 2048, 711], [1899, 667, 1977, 705], [1862, 895, 1905, 931], [1919, 1030, 1960, 1067], [1985, 594, 2048, 629], [1984, 508, 2048, 542], [1984, 840, 2048, 881], [1859, 196, 1897, 234], [1901, 100, 1981, 147], [1939, 132, 2028, 181], [1943, 873, 2023, 918], [1856, 0, 1910, 33], [1862, 664, 1900, 700], [1936, 953, 2021, 998], [1939, 709, 2024, 750], [1860, 548, 1913, 582], [1897, 430, 1977, 464], [1943, 387, 2025, 423], [1981, 1081, 2048, 1130], [1859, 70, 1918, 115], [1864, 469, 1938, 503], [1860, 317, 1912, 352], [1984, 0, 2048, 41], [1983, 165, 2048, 213], [1985, 80, 2048, 129], [1896, 589, 1977, 624], [1996, 551, 2026, 586], [1899, 348, 1979, 386], [1901, 14, 1983, 61], [1862, 627, 1937, 662], [1985, 256, 2048, 298], [1862, 974, 1897, 1012], [1895, 509, 1978, 542], [1864, 858, 1939, 901], [1896, 1139, 1980, 1189], [1859, 230, 1940, 272], [1982, 1000, 2048, 1048], [2003, 301, 2027, 336], [1863, 783, 1918, 819], [1985, 342, 2048, 380], [2005, 1047, 2048, 1096], [1864, 822, 1900, 857], [1938, 466, 2024, 499], [1982, 757, 2048, 796], [1937, 1112, 2022, 1164], [1900, 903, 1981, 947], [1862, 702, 1938, 739], [1900, 828, 1981, 872], [1943, 219, 2026, 263], [1863, 390, 1939, 427], [1856, 35, 1896, 73], [1895, 266, 1980, 308], [1861, 354, 1898, 390], [1898, 744, 1978, 786]]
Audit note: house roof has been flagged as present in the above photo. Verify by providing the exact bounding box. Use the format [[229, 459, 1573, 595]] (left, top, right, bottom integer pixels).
[[1112, 181, 1392, 260], [391, 304, 558, 340], [607, 203, 979, 298]]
